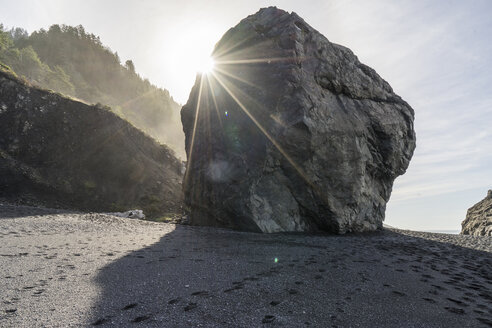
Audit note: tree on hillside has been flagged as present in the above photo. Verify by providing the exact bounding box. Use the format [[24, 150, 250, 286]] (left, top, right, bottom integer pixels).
[[0, 23, 185, 157], [10, 27, 28, 44], [0, 24, 13, 50], [125, 60, 135, 73]]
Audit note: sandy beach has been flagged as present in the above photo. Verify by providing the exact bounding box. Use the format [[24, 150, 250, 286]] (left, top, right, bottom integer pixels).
[[0, 203, 490, 327]]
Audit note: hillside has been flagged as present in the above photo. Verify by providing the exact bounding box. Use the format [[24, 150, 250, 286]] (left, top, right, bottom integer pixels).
[[461, 190, 492, 236], [0, 24, 185, 158], [0, 67, 183, 217]]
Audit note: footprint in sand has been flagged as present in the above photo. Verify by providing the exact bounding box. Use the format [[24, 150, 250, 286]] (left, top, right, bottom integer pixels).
[[444, 306, 465, 314], [184, 302, 197, 311], [131, 315, 150, 323], [122, 303, 138, 310], [476, 317, 492, 327], [32, 289, 45, 296], [422, 297, 436, 303], [191, 290, 209, 297], [446, 298, 468, 307], [262, 315, 275, 323], [392, 291, 406, 296], [288, 289, 299, 295], [91, 318, 109, 326]]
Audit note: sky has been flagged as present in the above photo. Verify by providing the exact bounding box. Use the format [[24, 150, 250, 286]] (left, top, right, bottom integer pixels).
[[1, 0, 491, 231]]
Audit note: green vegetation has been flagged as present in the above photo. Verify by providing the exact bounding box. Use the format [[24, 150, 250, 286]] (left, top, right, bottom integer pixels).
[[0, 24, 184, 157], [83, 180, 97, 190]]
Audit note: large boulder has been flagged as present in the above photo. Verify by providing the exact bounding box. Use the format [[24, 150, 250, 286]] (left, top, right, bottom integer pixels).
[[0, 68, 183, 217], [181, 7, 416, 233], [461, 190, 492, 236]]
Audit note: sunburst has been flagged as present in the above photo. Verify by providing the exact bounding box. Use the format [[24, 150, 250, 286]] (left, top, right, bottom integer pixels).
[[183, 48, 323, 201]]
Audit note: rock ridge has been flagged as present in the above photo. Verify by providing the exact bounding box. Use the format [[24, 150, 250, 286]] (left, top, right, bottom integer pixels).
[[0, 69, 183, 216], [461, 190, 492, 236]]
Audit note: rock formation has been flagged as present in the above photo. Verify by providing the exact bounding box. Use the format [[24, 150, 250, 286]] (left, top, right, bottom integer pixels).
[[0, 68, 183, 217], [181, 7, 416, 233], [106, 209, 146, 220], [461, 190, 492, 236]]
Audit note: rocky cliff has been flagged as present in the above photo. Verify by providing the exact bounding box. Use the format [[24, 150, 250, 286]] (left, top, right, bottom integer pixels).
[[461, 190, 492, 236], [181, 7, 416, 233], [0, 68, 183, 217]]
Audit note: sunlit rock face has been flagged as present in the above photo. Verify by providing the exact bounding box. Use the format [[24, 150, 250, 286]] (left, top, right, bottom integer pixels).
[[181, 7, 416, 233], [461, 190, 492, 236]]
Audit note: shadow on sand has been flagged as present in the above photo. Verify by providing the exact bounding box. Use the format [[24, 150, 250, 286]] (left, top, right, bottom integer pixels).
[[88, 225, 492, 327], [0, 203, 79, 219]]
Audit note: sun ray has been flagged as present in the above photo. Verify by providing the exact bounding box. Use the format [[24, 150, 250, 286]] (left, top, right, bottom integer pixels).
[[205, 74, 223, 128], [210, 71, 319, 194], [214, 38, 285, 62], [200, 77, 214, 167], [213, 66, 262, 90], [213, 69, 290, 129], [216, 56, 304, 65], [212, 34, 258, 59], [184, 74, 205, 189]]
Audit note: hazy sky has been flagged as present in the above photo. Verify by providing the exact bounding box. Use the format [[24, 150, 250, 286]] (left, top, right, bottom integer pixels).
[[1, 0, 491, 231]]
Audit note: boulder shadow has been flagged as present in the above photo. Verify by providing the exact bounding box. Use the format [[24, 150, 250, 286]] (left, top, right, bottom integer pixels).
[[87, 225, 492, 327], [0, 203, 79, 219]]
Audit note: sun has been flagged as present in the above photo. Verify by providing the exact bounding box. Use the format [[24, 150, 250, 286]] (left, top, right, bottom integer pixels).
[[197, 56, 215, 74], [157, 22, 222, 102]]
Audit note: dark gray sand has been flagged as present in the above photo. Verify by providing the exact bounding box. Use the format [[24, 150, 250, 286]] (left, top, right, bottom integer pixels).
[[0, 204, 490, 327]]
